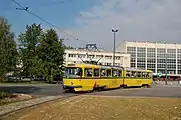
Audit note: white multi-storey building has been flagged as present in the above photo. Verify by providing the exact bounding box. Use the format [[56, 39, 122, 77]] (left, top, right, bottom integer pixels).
[[119, 41, 181, 74], [64, 49, 130, 67]]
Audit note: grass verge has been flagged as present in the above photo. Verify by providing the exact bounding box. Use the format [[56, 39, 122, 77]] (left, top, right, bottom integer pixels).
[[1, 95, 181, 120]]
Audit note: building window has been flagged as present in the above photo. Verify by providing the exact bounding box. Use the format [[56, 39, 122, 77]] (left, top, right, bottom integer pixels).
[[127, 52, 136, 57], [78, 54, 86, 58], [157, 48, 166, 53], [127, 47, 136, 52], [167, 54, 176, 58], [137, 47, 146, 52], [178, 54, 181, 59], [157, 64, 165, 69], [167, 64, 176, 69], [137, 53, 146, 57], [166, 59, 176, 64], [147, 58, 156, 63], [137, 58, 146, 63], [177, 49, 181, 54], [105, 56, 112, 59], [137, 63, 146, 69], [157, 64, 176, 70], [167, 49, 176, 54], [147, 48, 156, 53], [115, 56, 120, 60], [147, 53, 156, 58], [178, 70, 181, 74], [131, 63, 136, 67], [157, 59, 166, 63], [177, 65, 181, 70], [178, 59, 181, 64], [68, 54, 76, 57], [131, 58, 136, 62], [147, 64, 155, 69]]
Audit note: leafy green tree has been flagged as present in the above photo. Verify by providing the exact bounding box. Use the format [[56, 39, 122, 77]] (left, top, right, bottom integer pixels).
[[0, 17, 17, 78], [37, 29, 64, 82], [18, 23, 42, 78]]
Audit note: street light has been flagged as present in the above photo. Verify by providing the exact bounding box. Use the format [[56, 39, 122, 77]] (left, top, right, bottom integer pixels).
[[112, 28, 118, 66]]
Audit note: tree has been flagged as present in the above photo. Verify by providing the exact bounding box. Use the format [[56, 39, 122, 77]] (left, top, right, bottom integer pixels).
[[0, 17, 17, 78], [18, 23, 42, 78], [37, 29, 64, 82]]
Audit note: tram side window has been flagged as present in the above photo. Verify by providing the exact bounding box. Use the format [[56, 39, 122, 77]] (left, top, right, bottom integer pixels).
[[146, 72, 149, 78], [145, 72, 152, 78], [107, 69, 112, 77], [84, 68, 93, 77], [142, 72, 145, 78], [137, 72, 141, 78], [118, 70, 122, 77], [149, 73, 152, 78], [100, 69, 106, 76], [94, 69, 100, 77], [147, 72, 152, 78], [66, 67, 82, 77], [112, 70, 118, 77], [126, 71, 131, 77], [131, 71, 136, 77]]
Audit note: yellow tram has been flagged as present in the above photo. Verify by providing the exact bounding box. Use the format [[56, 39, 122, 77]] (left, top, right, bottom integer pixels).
[[63, 63, 153, 92]]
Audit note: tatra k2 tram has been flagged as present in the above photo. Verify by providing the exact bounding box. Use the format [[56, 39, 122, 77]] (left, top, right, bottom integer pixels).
[[63, 63, 153, 92]]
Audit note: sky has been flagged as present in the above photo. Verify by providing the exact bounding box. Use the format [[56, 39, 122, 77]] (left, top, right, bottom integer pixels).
[[1, 0, 181, 50]]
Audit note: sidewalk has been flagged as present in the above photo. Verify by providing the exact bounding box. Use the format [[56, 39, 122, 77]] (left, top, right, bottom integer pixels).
[[0, 95, 63, 116], [154, 81, 181, 87]]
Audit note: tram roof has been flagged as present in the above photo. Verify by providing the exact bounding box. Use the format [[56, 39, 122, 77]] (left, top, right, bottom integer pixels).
[[100, 65, 123, 69], [66, 63, 152, 72], [66, 63, 99, 68]]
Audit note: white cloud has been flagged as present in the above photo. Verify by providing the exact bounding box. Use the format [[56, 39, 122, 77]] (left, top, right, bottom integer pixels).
[[64, 0, 181, 50]]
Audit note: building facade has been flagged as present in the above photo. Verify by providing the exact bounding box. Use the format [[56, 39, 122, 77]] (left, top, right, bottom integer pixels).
[[119, 41, 181, 74], [64, 49, 130, 67]]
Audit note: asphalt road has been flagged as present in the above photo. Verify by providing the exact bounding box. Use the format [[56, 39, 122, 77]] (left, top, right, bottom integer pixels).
[[90, 84, 181, 98], [1, 83, 181, 98], [0, 84, 64, 97]]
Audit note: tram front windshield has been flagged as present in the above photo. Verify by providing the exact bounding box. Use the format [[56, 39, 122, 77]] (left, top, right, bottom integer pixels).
[[65, 67, 82, 77]]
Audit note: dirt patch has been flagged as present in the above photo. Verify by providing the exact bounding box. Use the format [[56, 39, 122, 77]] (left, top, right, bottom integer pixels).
[[0, 92, 32, 106], [1, 95, 181, 120]]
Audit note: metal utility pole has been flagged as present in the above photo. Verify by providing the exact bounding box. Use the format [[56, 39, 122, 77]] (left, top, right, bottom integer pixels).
[[165, 53, 168, 85], [112, 28, 118, 66]]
